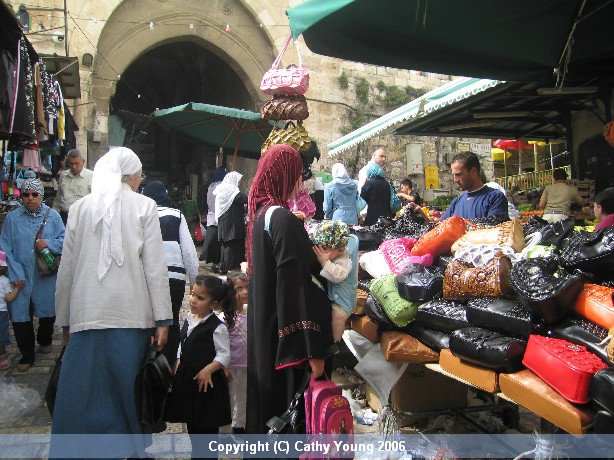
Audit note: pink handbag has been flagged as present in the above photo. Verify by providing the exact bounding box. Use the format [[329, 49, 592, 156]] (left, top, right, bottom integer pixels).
[[260, 35, 309, 96], [379, 238, 418, 274], [289, 188, 316, 219]]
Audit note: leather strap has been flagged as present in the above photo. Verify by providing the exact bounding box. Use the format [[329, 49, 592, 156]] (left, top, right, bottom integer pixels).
[[35, 207, 52, 242]]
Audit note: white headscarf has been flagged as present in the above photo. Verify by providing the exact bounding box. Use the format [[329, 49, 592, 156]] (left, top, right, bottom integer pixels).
[[214, 171, 242, 221], [91, 147, 142, 281], [331, 163, 354, 186], [313, 176, 325, 191]]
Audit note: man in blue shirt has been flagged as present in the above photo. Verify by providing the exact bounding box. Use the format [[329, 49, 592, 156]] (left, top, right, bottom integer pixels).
[[441, 152, 509, 221]]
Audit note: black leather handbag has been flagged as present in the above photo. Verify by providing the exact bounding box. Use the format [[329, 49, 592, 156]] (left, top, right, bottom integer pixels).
[[538, 219, 575, 248], [595, 411, 614, 434], [523, 215, 549, 237], [45, 346, 65, 417], [363, 294, 396, 331], [449, 327, 527, 373], [436, 255, 454, 271], [466, 298, 535, 339], [509, 257, 584, 323], [559, 227, 614, 278], [403, 323, 451, 352], [352, 228, 384, 251], [591, 368, 614, 413], [135, 343, 174, 433], [549, 317, 611, 364], [396, 264, 444, 302], [416, 299, 469, 333]]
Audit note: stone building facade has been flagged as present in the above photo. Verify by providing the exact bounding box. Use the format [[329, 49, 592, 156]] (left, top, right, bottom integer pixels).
[[13, 0, 492, 197]]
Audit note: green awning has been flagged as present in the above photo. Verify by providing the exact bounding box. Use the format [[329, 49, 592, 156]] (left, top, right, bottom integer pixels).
[[153, 102, 320, 161], [328, 77, 503, 155], [287, 0, 614, 82], [153, 103, 271, 159]]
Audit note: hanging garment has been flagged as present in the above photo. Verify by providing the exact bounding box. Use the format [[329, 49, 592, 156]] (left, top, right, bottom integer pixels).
[[22, 148, 41, 172]]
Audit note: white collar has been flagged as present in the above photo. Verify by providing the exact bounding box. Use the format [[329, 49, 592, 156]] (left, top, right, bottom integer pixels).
[[188, 311, 215, 327], [467, 184, 487, 194]]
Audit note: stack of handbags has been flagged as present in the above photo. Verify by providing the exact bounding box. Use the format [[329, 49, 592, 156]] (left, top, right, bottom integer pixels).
[[403, 323, 451, 352], [370, 274, 419, 328], [509, 257, 583, 323], [592, 369, 614, 433], [451, 218, 525, 254], [260, 95, 309, 121], [443, 252, 514, 300], [523, 335, 607, 404], [363, 294, 395, 331], [396, 264, 444, 302], [449, 327, 527, 373], [411, 216, 466, 257], [260, 121, 312, 155], [559, 227, 614, 279]]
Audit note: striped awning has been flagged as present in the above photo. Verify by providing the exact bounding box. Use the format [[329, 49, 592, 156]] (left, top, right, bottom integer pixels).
[[328, 77, 504, 156]]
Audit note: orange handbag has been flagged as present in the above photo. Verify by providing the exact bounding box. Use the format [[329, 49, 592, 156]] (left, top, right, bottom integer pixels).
[[604, 122, 614, 145], [574, 284, 614, 330], [411, 216, 466, 257]]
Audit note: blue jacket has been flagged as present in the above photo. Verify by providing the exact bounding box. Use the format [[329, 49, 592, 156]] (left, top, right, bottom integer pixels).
[[324, 181, 359, 225], [0, 204, 65, 322], [327, 235, 358, 316]]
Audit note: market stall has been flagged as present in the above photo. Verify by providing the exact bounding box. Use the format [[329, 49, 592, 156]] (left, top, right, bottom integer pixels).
[[1, 1, 78, 226], [342, 205, 614, 435]]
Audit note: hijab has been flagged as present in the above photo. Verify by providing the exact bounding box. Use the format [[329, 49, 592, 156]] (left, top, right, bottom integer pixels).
[[142, 181, 171, 207], [214, 171, 242, 221], [247, 144, 302, 272], [331, 163, 354, 186], [91, 147, 142, 281], [366, 162, 385, 179]]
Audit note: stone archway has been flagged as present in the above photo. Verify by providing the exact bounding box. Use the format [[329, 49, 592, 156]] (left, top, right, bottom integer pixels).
[[88, 0, 280, 161]]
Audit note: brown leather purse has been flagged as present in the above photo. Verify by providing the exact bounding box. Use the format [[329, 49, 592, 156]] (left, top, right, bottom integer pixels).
[[573, 284, 614, 330], [451, 218, 525, 253], [380, 331, 439, 363], [443, 252, 514, 300], [260, 95, 309, 121]]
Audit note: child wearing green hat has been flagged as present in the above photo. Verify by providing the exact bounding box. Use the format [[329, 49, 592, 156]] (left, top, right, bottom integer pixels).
[[311, 220, 359, 342]]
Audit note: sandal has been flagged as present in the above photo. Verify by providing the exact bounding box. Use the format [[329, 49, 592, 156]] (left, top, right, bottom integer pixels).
[[0, 353, 10, 371]]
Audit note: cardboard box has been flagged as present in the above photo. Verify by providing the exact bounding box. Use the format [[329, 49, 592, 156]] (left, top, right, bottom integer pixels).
[[366, 363, 467, 413]]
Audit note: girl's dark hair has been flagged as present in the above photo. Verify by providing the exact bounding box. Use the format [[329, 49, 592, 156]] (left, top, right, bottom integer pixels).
[[194, 275, 237, 329], [227, 271, 247, 285], [595, 187, 614, 215]]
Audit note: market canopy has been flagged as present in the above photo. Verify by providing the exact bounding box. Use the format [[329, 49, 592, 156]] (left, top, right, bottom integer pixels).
[[392, 80, 603, 140], [328, 77, 502, 156], [287, 0, 614, 82], [153, 102, 320, 162]]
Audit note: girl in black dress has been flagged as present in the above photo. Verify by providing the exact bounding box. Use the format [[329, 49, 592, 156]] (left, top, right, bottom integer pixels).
[[166, 275, 232, 454]]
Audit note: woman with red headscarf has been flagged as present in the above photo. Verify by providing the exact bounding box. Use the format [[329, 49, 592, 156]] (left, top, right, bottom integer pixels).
[[246, 145, 333, 434]]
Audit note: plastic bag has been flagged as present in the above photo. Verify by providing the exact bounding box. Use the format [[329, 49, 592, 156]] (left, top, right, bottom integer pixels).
[[0, 378, 42, 423]]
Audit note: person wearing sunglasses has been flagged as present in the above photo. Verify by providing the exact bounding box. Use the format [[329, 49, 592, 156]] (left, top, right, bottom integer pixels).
[[0, 178, 65, 372]]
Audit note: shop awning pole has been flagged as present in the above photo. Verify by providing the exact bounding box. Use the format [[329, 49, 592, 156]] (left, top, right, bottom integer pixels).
[[231, 120, 245, 171], [503, 149, 507, 189], [549, 143, 554, 169], [534, 143, 538, 187]]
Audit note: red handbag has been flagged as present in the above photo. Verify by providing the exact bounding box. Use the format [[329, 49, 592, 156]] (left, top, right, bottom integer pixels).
[[574, 284, 614, 330], [522, 335, 607, 404]]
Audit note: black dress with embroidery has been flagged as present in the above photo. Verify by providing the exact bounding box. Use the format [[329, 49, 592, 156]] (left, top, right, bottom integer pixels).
[[246, 206, 332, 433]]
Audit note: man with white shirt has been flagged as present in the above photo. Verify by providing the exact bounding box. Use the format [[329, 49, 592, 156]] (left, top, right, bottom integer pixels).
[[53, 149, 93, 224], [358, 146, 387, 190]]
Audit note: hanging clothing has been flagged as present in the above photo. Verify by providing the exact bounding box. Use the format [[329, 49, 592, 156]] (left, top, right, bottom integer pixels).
[[9, 39, 36, 145], [247, 206, 332, 433]]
